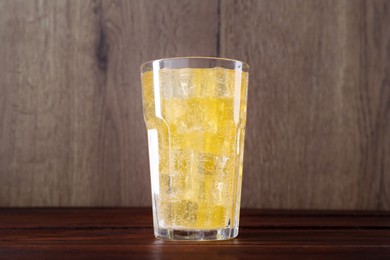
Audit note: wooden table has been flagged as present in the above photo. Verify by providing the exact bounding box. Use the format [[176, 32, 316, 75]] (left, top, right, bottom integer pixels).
[[0, 208, 389, 259]]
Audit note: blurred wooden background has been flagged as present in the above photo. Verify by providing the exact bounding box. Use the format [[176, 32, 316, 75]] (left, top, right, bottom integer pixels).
[[0, 0, 389, 209]]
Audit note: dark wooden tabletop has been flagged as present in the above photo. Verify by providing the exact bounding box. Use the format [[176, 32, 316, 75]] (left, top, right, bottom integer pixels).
[[0, 208, 389, 259]]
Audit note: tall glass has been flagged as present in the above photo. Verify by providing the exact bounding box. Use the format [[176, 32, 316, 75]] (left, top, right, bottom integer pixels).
[[140, 57, 249, 240]]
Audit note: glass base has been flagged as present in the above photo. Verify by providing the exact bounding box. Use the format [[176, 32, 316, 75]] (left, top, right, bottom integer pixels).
[[155, 227, 239, 241]]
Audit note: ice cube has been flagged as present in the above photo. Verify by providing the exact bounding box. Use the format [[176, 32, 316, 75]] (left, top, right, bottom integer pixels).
[[169, 149, 193, 174], [160, 69, 194, 98], [197, 153, 230, 176], [159, 70, 175, 98], [171, 200, 198, 227], [215, 68, 234, 97], [178, 70, 193, 97]]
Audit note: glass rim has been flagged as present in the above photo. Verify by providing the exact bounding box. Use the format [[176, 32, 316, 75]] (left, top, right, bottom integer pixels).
[[140, 56, 249, 73]]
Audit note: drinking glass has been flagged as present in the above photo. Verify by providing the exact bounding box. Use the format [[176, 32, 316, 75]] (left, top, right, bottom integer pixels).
[[141, 57, 249, 240]]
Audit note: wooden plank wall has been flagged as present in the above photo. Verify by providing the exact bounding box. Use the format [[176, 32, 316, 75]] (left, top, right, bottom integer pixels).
[[0, 0, 389, 209]]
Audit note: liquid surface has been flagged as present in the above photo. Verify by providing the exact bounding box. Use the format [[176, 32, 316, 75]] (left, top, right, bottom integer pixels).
[[142, 68, 247, 229]]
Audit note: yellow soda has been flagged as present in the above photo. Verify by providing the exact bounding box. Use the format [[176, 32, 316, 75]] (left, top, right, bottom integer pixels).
[[142, 67, 247, 230]]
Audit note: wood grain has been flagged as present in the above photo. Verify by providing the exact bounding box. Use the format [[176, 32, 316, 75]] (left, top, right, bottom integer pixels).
[[0, 0, 218, 207], [0, 208, 389, 259], [220, 0, 390, 209], [0, 0, 389, 209], [1, 208, 390, 229]]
